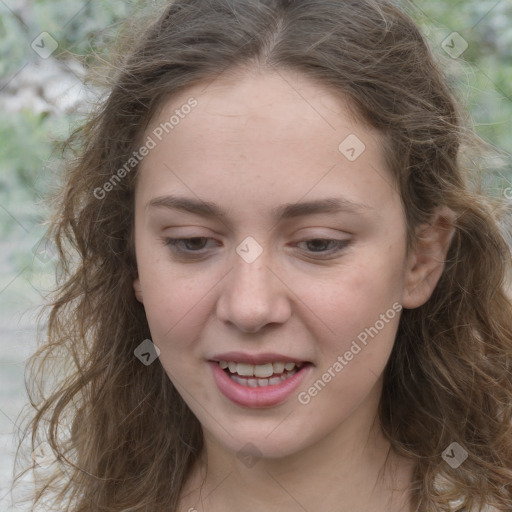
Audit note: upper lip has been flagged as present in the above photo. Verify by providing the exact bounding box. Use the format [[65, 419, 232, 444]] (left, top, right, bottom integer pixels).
[[210, 351, 310, 365]]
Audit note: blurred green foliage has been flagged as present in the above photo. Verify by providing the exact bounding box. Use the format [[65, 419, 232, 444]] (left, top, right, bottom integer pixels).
[[0, 0, 146, 235], [0, 0, 139, 77], [0, 0, 148, 311], [406, 0, 512, 160]]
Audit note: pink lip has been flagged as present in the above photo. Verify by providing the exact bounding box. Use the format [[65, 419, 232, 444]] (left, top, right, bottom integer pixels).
[[209, 361, 312, 408], [210, 351, 308, 365]]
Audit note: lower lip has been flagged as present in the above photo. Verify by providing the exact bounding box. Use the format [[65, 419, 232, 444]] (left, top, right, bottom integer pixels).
[[209, 361, 312, 408]]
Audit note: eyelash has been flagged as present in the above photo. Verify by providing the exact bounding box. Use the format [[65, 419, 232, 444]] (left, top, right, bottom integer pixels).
[[161, 237, 351, 259]]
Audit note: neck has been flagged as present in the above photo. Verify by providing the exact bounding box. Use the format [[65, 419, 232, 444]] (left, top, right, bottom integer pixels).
[[179, 390, 414, 512]]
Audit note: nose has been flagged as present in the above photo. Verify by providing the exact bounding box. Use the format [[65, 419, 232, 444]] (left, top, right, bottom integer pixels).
[[215, 251, 292, 334]]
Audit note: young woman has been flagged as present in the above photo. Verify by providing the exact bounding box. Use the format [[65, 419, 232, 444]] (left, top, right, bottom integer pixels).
[[17, 0, 512, 511]]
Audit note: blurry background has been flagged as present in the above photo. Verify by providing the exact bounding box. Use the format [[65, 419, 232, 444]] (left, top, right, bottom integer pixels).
[[0, 0, 511, 509]]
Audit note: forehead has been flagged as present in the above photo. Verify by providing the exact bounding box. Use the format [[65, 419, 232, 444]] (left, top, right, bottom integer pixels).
[[136, 67, 398, 219], [148, 66, 372, 153]]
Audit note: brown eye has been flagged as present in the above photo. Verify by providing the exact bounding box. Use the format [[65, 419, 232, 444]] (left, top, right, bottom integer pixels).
[[305, 239, 332, 252], [180, 237, 209, 250], [161, 237, 219, 258], [295, 238, 351, 257]]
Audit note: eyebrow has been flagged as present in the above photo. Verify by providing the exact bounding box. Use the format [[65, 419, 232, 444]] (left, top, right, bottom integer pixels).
[[146, 194, 372, 222]]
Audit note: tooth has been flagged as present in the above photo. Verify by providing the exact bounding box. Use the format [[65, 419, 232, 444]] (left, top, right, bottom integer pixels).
[[237, 363, 254, 376], [231, 375, 245, 386], [272, 362, 285, 374], [225, 360, 303, 377], [229, 370, 298, 387], [254, 363, 274, 378]]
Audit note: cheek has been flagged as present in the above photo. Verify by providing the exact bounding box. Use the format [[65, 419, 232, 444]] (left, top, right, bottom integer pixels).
[[134, 247, 198, 348], [307, 251, 404, 331], [141, 275, 209, 345], [297, 242, 405, 378], [134, 230, 219, 339], [139, 275, 214, 391], [298, 270, 401, 421]]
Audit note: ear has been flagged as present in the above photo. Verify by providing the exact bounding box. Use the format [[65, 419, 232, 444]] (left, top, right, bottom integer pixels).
[[133, 277, 144, 303], [402, 206, 456, 309]]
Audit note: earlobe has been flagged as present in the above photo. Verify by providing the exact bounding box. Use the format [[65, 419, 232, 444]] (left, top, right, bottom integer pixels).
[[133, 277, 144, 303], [402, 207, 456, 309]]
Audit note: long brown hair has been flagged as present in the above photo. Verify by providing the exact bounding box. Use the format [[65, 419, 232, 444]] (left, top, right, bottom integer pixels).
[[15, 0, 512, 510]]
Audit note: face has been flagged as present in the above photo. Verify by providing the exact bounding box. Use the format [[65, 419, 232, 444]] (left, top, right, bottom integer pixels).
[[132, 67, 435, 459]]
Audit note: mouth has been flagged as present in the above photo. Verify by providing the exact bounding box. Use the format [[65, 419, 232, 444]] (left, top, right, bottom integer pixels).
[[217, 360, 306, 388], [209, 357, 312, 408]]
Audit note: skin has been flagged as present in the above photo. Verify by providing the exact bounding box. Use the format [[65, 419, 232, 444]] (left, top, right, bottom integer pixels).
[[132, 66, 455, 512]]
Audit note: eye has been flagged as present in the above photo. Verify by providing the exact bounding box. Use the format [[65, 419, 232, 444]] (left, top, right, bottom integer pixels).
[[295, 238, 351, 256], [161, 237, 219, 258], [160, 236, 351, 260]]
